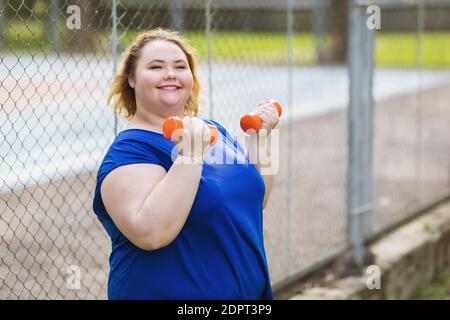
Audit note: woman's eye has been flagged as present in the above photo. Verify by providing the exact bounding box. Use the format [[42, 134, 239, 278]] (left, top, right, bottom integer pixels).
[[150, 66, 161, 69], [176, 65, 186, 69]]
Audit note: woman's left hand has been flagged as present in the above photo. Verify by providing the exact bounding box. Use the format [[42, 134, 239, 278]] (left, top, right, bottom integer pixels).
[[249, 100, 280, 137]]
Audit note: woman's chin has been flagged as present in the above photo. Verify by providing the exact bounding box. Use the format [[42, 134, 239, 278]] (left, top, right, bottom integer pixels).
[[160, 100, 185, 111], [158, 96, 186, 106]]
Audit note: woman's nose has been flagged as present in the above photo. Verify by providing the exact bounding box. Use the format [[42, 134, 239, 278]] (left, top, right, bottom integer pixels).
[[164, 69, 176, 80]]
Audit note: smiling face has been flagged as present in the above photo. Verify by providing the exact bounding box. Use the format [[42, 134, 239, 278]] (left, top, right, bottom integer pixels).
[[130, 39, 194, 117]]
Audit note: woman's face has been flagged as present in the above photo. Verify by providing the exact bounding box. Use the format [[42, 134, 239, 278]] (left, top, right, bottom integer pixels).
[[131, 39, 194, 116]]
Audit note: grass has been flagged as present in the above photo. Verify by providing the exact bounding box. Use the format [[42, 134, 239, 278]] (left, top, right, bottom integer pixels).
[[2, 19, 450, 68], [3, 19, 67, 53], [414, 268, 450, 300], [376, 32, 450, 68], [116, 29, 317, 64]]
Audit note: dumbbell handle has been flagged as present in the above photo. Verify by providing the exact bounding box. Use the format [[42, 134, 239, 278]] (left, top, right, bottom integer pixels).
[[162, 117, 219, 144], [240, 100, 282, 133]]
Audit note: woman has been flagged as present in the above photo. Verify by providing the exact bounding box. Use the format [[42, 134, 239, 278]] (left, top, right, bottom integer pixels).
[[92, 28, 280, 300]]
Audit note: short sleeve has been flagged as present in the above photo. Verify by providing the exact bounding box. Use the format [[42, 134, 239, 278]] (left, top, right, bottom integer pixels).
[[110, 138, 163, 167], [92, 137, 164, 222]]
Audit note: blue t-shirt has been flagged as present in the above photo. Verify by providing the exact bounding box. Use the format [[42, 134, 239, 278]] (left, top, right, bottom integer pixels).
[[92, 119, 272, 300]]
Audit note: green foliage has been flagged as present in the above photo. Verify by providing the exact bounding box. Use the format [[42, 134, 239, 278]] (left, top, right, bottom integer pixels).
[[415, 269, 450, 300], [2, 22, 450, 69]]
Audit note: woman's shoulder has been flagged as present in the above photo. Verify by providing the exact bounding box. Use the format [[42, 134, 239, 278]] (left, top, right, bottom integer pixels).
[[113, 128, 173, 151], [98, 129, 172, 170]]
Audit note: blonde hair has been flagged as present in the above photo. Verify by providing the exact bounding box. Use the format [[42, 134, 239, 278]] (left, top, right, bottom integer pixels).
[[108, 28, 200, 120]]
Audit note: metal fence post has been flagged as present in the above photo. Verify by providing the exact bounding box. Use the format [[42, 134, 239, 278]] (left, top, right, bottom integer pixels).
[[112, 0, 118, 135], [171, 0, 184, 32], [285, 0, 294, 278], [415, 0, 424, 202], [47, 0, 60, 49], [313, 0, 327, 64], [205, 0, 213, 119], [347, 0, 375, 266]]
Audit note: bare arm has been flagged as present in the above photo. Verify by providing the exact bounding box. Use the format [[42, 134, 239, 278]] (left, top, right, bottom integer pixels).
[[260, 168, 274, 210], [101, 156, 203, 250], [134, 155, 204, 248], [101, 117, 210, 251], [244, 100, 280, 210], [246, 133, 274, 210]]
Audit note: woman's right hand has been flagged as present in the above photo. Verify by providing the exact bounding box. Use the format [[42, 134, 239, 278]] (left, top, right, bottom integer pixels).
[[174, 116, 212, 161]]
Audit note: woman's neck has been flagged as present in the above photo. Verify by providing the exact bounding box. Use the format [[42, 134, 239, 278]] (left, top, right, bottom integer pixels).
[[127, 104, 185, 133], [126, 114, 164, 134]]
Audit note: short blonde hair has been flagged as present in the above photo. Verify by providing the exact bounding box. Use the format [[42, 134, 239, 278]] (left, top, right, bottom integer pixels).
[[108, 28, 200, 119]]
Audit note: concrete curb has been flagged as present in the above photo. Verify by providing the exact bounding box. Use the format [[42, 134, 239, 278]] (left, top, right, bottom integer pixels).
[[289, 202, 450, 300]]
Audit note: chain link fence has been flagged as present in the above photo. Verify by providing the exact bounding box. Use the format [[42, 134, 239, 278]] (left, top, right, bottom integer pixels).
[[372, 0, 450, 237], [1, 0, 449, 299]]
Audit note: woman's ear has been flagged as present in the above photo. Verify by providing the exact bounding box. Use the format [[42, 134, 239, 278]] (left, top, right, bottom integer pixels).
[[128, 75, 135, 88]]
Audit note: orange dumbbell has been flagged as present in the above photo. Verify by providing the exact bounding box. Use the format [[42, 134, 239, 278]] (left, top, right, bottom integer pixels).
[[162, 117, 219, 145], [240, 100, 282, 133]]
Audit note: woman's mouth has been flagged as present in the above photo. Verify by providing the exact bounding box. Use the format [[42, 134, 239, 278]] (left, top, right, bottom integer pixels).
[[158, 85, 181, 91]]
